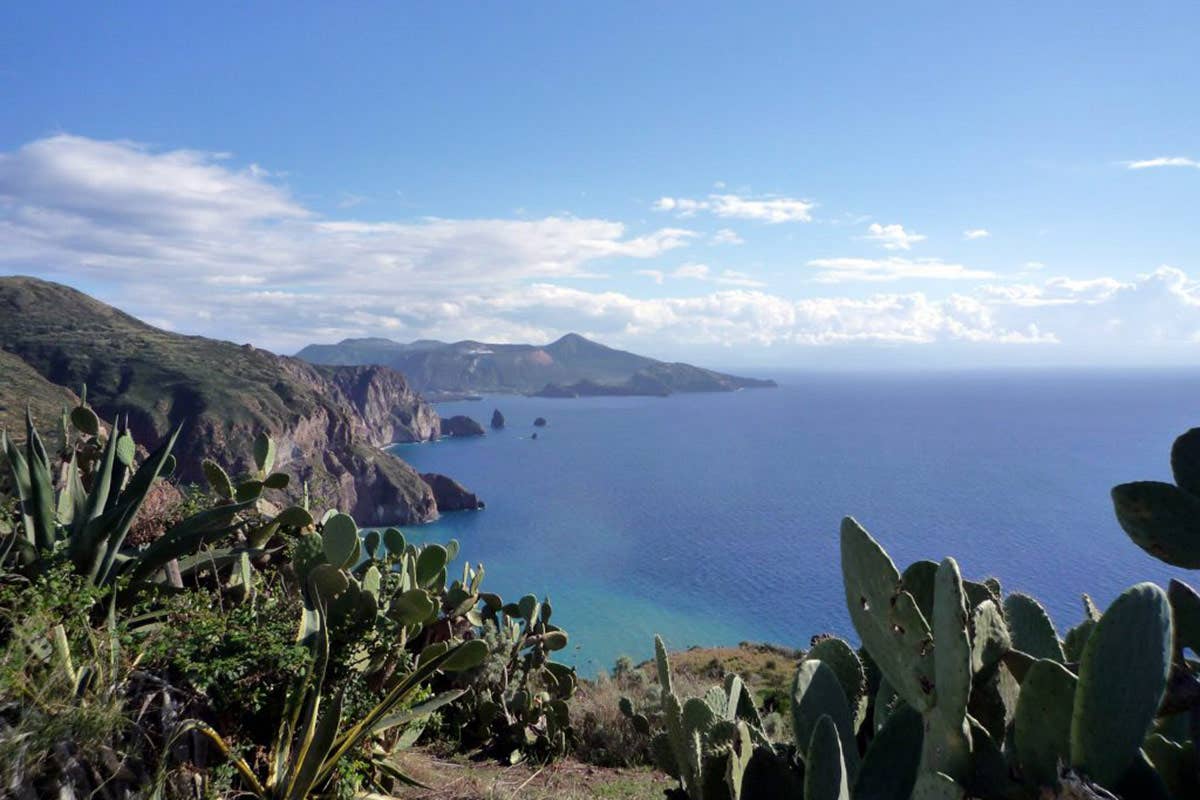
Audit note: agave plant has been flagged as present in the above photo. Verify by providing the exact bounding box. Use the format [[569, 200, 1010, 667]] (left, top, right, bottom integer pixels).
[[1, 400, 311, 594]]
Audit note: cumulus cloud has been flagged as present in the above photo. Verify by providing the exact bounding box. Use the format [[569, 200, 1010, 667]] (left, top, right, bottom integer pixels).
[[669, 263, 765, 288], [0, 134, 696, 295], [635, 263, 765, 288], [864, 222, 925, 250], [1125, 156, 1200, 170], [963, 228, 990, 240], [653, 192, 815, 223], [711, 228, 744, 245], [806, 257, 996, 283]]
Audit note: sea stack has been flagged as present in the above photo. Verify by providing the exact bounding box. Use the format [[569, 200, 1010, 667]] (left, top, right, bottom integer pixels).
[[439, 415, 486, 437], [491, 408, 505, 429], [420, 472, 485, 511]]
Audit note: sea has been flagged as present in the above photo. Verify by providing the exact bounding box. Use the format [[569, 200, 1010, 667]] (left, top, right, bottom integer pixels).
[[391, 369, 1200, 677]]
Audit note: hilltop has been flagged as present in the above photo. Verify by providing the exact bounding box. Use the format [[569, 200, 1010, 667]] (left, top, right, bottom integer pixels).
[[297, 332, 777, 397], [0, 276, 469, 524]]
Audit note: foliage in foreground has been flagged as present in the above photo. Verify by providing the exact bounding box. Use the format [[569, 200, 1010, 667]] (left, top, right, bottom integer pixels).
[[0, 393, 574, 798], [626, 426, 1200, 800]]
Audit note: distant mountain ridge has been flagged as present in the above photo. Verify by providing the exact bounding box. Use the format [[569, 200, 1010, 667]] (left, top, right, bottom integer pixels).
[[296, 333, 776, 397]]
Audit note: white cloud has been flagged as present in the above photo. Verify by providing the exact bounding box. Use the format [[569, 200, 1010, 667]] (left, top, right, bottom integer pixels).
[[672, 263, 711, 280], [711, 228, 744, 245], [1024, 261, 1046, 271], [0, 135, 696, 297], [660, 263, 765, 288], [715, 269, 765, 288], [963, 228, 990, 240], [6, 134, 1200, 362], [1126, 156, 1200, 170], [806, 257, 996, 283], [654, 192, 815, 223], [864, 222, 925, 250]]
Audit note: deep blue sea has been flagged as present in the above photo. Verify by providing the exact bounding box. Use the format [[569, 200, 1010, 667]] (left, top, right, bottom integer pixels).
[[392, 369, 1200, 677]]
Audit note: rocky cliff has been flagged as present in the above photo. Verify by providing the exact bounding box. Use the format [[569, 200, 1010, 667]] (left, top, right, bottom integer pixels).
[[0, 276, 474, 526], [321, 364, 441, 445]]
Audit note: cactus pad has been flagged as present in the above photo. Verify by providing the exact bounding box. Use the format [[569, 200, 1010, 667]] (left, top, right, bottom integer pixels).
[[806, 637, 868, 728], [853, 704, 922, 800], [1170, 427, 1200, 497], [840, 517, 935, 712], [1111, 481, 1200, 568], [322, 513, 360, 568], [969, 599, 1010, 674], [1003, 592, 1064, 662], [792, 659, 859, 777], [1014, 658, 1076, 788], [1071, 582, 1172, 788], [804, 714, 850, 800]]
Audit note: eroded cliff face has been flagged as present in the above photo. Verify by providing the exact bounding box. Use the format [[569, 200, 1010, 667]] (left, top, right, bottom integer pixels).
[[133, 358, 446, 526], [322, 364, 441, 445]]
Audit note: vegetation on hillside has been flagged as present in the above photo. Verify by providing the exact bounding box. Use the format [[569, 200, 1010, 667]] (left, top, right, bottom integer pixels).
[[3, 376, 1200, 799]]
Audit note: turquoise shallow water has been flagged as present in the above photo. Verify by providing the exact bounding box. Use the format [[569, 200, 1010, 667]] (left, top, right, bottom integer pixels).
[[391, 369, 1200, 677]]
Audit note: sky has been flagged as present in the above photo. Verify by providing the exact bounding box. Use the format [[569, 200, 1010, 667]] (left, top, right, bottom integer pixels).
[[2, 2, 1199, 367]]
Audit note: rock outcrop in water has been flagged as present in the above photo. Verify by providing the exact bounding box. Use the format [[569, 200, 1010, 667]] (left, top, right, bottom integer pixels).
[[534, 417, 548, 428], [0, 276, 479, 526], [420, 472, 486, 511], [440, 415, 485, 437], [491, 408, 505, 429]]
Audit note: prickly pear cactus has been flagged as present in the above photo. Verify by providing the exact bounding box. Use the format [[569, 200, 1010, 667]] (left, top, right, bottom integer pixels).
[[1071, 582, 1172, 788], [804, 714, 850, 800], [1014, 658, 1077, 788], [840, 517, 935, 713], [791, 659, 859, 778], [1003, 592, 1065, 662], [1112, 427, 1200, 568]]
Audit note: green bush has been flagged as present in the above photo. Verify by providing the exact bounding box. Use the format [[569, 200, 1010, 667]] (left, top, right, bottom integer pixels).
[[139, 589, 310, 743]]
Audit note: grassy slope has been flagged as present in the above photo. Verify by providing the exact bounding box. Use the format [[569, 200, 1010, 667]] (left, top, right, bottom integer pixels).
[[0, 277, 332, 438], [0, 349, 79, 436]]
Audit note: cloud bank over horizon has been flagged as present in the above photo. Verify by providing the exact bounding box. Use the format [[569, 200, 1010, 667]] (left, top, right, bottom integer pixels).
[[2, 134, 1199, 366]]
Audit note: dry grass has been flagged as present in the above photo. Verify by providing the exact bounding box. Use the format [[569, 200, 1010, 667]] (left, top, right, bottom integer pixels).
[[390, 750, 668, 800], [571, 642, 802, 769], [652, 642, 801, 700]]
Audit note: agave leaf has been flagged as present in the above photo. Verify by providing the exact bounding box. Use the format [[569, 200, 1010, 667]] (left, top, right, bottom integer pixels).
[[315, 643, 465, 787], [128, 499, 254, 583], [369, 690, 467, 736], [174, 720, 266, 797], [2, 429, 35, 545], [24, 410, 57, 553], [91, 426, 185, 584]]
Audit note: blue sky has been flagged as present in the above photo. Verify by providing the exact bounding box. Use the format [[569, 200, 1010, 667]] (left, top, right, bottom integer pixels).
[[2, 3, 1198, 366]]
